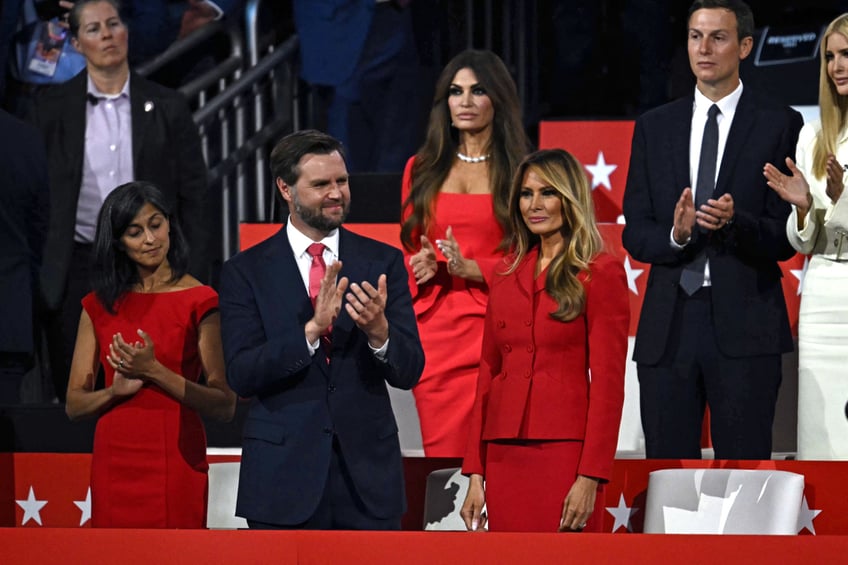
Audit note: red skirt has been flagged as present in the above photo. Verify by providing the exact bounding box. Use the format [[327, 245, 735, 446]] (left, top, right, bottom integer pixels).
[[484, 440, 605, 532]]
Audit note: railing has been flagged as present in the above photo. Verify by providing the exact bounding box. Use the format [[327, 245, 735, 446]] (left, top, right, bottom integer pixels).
[[135, 0, 302, 266]]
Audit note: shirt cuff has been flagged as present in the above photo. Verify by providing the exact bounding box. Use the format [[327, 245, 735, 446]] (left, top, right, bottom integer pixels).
[[669, 226, 689, 249], [199, 0, 225, 19], [306, 336, 319, 356], [369, 337, 389, 361]]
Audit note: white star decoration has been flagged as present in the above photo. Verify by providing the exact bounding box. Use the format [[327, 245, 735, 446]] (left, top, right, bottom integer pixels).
[[16, 486, 47, 526], [607, 493, 638, 532], [585, 151, 618, 191], [624, 256, 644, 295], [797, 495, 822, 534], [790, 256, 810, 295], [74, 487, 92, 526]]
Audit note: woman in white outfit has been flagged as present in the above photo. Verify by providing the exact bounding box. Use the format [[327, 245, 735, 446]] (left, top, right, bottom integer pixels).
[[763, 13, 848, 460]]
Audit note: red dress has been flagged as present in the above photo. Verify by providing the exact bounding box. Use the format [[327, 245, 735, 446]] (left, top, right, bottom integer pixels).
[[401, 157, 505, 456], [82, 286, 217, 528]]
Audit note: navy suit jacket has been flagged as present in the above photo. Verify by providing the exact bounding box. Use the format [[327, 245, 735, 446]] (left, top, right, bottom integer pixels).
[[219, 226, 424, 525], [29, 70, 209, 308], [293, 0, 374, 86], [0, 109, 49, 354], [622, 89, 803, 365]]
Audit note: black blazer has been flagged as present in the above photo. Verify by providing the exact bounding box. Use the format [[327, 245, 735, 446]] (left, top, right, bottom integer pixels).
[[29, 70, 209, 310], [0, 110, 49, 354], [622, 89, 803, 365], [219, 226, 424, 526]]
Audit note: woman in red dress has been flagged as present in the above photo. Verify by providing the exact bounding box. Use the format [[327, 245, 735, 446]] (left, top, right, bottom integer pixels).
[[460, 149, 629, 532], [65, 181, 236, 528], [400, 50, 531, 456]]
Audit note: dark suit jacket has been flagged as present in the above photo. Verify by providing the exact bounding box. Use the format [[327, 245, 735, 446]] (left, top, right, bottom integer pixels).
[[219, 226, 424, 526], [29, 70, 208, 310], [622, 89, 803, 365], [0, 109, 49, 354]]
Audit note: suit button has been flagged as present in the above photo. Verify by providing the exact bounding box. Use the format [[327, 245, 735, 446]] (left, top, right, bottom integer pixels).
[[504, 344, 512, 352], [524, 370, 531, 379], [526, 345, 534, 353], [328, 384, 336, 393], [323, 427, 332, 434], [497, 320, 506, 328], [524, 320, 532, 326]]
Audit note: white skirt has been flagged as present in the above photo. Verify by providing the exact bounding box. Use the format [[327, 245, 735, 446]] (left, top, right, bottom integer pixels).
[[797, 255, 848, 460]]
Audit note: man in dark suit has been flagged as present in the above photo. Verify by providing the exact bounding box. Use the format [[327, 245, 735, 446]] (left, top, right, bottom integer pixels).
[[0, 109, 49, 404], [29, 0, 208, 401], [622, 0, 803, 460], [219, 130, 424, 529]]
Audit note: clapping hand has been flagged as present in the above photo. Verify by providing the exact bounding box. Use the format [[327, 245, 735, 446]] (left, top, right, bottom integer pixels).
[[825, 155, 845, 204], [409, 235, 438, 285], [346, 274, 389, 348], [764, 157, 812, 211]]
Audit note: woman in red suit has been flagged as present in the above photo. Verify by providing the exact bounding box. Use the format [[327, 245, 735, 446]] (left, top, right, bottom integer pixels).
[[65, 182, 236, 528], [401, 50, 531, 456], [460, 149, 629, 532]]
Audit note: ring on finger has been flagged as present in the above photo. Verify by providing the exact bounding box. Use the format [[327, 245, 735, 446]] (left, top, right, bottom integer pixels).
[[118, 359, 125, 368]]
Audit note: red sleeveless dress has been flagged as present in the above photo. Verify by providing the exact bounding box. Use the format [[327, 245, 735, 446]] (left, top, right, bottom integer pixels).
[[82, 286, 217, 528]]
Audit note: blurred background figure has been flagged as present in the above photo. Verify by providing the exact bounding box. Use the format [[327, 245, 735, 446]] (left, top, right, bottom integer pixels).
[[400, 49, 531, 457], [763, 12, 848, 461], [0, 109, 49, 405], [461, 149, 628, 532], [65, 181, 235, 528], [293, 0, 423, 173], [29, 0, 209, 402]]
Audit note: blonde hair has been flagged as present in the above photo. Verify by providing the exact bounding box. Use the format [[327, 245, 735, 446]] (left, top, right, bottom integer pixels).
[[813, 14, 848, 179], [506, 149, 603, 322]]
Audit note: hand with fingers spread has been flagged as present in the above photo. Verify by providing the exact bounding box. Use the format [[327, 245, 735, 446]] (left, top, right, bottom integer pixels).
[[673, 187, 696, 244], [409, 235, 438, 285], [306, 261, 349, 343], [436, 226, 484, 282], [460, 474, 488, 532], [825, 154, 845, 204], [345, 274, 389, 347], [696, 193, 735, 231], [763, 156, 812, 212], [558, 475, 598, 532]]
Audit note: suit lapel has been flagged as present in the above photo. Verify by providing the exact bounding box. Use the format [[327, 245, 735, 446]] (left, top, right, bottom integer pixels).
[[669, 96, 694, 194], [129, 74, 152, 168], [65, 73, 89, 182], [335, 228, 366, 338], [715, 89, 755, 196]]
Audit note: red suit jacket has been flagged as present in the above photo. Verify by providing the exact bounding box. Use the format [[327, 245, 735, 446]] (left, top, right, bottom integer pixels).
[[463, 250, 629, 481]]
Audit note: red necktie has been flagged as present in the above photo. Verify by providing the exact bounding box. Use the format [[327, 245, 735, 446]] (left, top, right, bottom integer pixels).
[[307, 242, 332, 358], [307, 242, 326, 307]]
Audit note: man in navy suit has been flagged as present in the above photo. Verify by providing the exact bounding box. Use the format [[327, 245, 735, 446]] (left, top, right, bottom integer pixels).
[[622, 0, 802, 460], [219, 129, 424, 529]]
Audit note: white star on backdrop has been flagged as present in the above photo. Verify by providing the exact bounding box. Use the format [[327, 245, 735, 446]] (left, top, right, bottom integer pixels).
[[585, 151, 618, 191], [74, 487, 92, 526], [790, 256, 809, 295], [16, 486, 47, 526], [624, 256, 644, 295], [606, 493, 638, 532], [797, 495, 822, 534]]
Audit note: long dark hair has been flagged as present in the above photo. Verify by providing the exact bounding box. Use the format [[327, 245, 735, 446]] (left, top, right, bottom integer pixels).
[[91, 181, 189, 313], [400, 49, 530, 252]]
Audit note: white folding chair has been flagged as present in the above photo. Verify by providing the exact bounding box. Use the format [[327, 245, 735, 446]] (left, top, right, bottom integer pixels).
[[207, 462, 248, 529], [643, 468, 805, 535]]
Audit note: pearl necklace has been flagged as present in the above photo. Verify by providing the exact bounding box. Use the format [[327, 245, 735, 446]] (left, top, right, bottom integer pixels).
[[456, 151, 489, 164]]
